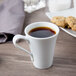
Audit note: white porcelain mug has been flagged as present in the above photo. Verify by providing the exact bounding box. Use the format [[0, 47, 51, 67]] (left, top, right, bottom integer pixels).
[[13, 22, 59, 69]]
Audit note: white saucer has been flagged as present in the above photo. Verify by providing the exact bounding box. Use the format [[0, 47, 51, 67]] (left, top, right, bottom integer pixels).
[[46, 8, 76, 37]]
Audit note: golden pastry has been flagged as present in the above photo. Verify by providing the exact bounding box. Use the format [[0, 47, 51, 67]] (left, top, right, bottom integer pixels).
[[72, 25, 76, 31], [66, 16, 76, 28], [51, 16, 67, 28]]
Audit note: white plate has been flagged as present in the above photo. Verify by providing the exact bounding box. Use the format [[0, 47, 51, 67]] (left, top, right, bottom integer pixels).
[[46, 8, 76, 37]]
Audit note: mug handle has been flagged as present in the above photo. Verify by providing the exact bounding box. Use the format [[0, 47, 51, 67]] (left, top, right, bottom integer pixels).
[[13, 35, 34, 61]]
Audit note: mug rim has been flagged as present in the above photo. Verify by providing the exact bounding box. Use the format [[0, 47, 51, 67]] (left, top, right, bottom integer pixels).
[[24, 22, 60, 40]]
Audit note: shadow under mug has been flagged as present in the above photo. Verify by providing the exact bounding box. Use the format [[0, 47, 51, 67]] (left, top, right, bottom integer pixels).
[[13, 22, 59, 69]]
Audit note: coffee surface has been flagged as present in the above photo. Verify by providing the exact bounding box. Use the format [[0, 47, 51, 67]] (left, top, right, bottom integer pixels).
[[29, 27, 56, 38]]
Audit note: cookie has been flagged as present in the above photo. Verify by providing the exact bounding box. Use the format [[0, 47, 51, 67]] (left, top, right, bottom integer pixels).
[[66, 16, 76, 28], [72, 25, 76, 31], [51, 16, 67, 28]]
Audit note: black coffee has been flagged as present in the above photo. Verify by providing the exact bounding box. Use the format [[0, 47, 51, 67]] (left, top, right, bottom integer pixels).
[[29, 27, 56, 38]]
